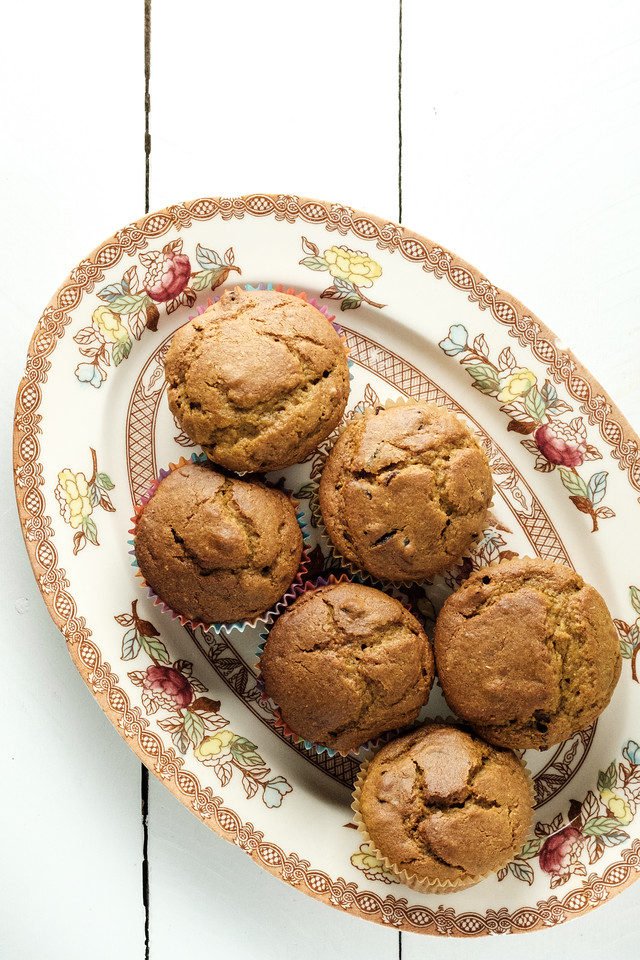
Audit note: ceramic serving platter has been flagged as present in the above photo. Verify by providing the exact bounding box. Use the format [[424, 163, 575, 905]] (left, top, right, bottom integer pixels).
[[14, 194, 640, 936]]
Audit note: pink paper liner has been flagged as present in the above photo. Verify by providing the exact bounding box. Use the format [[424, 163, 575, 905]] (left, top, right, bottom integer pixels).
[[129, 452, 310, 634], [256, 574, 431, 757]]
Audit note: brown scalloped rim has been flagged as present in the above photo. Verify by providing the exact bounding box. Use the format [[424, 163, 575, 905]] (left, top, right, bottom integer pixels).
[[12, 193, 640, 936]]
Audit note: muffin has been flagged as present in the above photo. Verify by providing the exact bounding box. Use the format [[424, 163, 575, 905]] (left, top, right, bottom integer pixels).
[[354, 722, 532, 892], [165, 287, 350, 472], [133, 460, 303, 625], [318, 400, 493, 582], [259, 581, 435, 753], [434, 556, 622, 749]]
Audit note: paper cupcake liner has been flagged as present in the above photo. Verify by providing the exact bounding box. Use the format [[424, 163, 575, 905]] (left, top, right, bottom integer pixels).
[[312, 395, 495, 590], [129, 452, 310, 635], [255, 574, 427, 758], [350, 718, 535, 895]]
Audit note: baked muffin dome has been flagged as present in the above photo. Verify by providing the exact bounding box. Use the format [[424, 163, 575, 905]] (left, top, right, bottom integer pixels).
[[318, 401, 493, 582], [356, 722, 532, 891], [434, 556, 622, 749], [134, 461, 303, 624], [165, 288, 350, 473], [259, 582, 435, 752]]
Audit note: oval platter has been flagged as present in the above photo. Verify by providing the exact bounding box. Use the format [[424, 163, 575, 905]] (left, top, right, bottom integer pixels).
[[13, 194, 640, 936]]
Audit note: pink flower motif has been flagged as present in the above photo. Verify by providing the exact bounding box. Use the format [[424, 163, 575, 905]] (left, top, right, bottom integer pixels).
[[534, 421, 587, 467], [142, 665, 193, 707], [143, 252, 191, 302], [539, 826, 584, 878]]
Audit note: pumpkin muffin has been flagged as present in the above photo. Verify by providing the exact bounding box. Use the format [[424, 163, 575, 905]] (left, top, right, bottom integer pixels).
[[354, 722, 532, 892], [133, 461, 303, 625], [259, 582, 435, 752], [165, 287, 350, 472], [434, 557, 622, 749], [318, 401, 493, 582]]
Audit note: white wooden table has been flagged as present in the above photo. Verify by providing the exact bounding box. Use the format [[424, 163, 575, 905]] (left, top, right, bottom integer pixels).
[[3, 2, 640, 957]]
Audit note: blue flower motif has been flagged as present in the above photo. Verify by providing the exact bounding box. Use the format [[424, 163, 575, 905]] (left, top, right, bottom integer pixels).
[[262, 775, 293, 808], [623, 740, 640, 765], [438, 324, 469, 356], [75, 362, 105, 388]]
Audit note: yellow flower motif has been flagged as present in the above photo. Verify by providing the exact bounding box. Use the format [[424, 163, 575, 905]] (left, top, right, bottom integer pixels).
[[92, 305, 128, 343], [194, 729, 235, 761], [55, 469, 93, 529], [324, 245, 382, 288], [601, 788, 633, 824], [497, 367, 537, 403]]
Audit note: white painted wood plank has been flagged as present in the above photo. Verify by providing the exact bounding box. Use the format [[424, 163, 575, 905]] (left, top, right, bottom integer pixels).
[[147, 2, 401, 957], [401, 1, 640, 954], [147, 776, 400, 958], [2, 2, 147, 957], [402, 0, 640, 429], [148, 0, 401, 219]]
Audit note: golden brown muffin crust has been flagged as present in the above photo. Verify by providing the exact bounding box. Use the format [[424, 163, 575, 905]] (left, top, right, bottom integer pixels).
[[134, 462, 302, 624], [259, 583, 435, 752], [358, 723, 531, 885], [318, 401, 493, 582], [165, 288, 350, 472], [434, 557, 622, 749]]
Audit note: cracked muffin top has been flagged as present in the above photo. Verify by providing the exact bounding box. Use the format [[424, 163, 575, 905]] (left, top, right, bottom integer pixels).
[[164, 288, 350, 473], [259, 582, 435, 753], [356, 722, 532, 890], [133, 461, 303, 625], [318, 401, 493, 582], [434, 556, 622, 749]]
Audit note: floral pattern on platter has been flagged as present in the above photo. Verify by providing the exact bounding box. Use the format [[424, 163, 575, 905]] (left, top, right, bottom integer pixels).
[[439, 324, 615, 532], [55, 447, 115, 554], [350, 844, 400, 885], [299, 237, 385, 310], [73, 240, 240, 387], [499, 740, 640, 887], [117, 601, 293, 808], [614, 586, 640, 683]]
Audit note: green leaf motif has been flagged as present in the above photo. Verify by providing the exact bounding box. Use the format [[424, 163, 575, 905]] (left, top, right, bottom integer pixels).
[[196, 243, 223, 269], [300, 256, 329, 271], [184, 710, 205, 747], [97, 282, 125, 302], [341, 294, 362, 311], [597, 761, 617, 792], [630, 586, 640, 617], [600, 829, 630, 847], [524, 384, 547, 423], [107, 292, 151, 315], [112, 336, 132, 367], [507, 860, 535, 885], [587, 471, 608, 505], [121, 627, 140, 661], [89, 482, 101, 507], [139, 634, 170, 664], [82, 516, 99, 545], [466, 363, 501, 396], [97, 471, 115, 491], [191, 266, 227, 292], [582, 816, 625, 837], [558, 467, 589, 499], [620, 639, 634, 659], [172, 728, 191, 755], [518, 838, 542, 860]]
